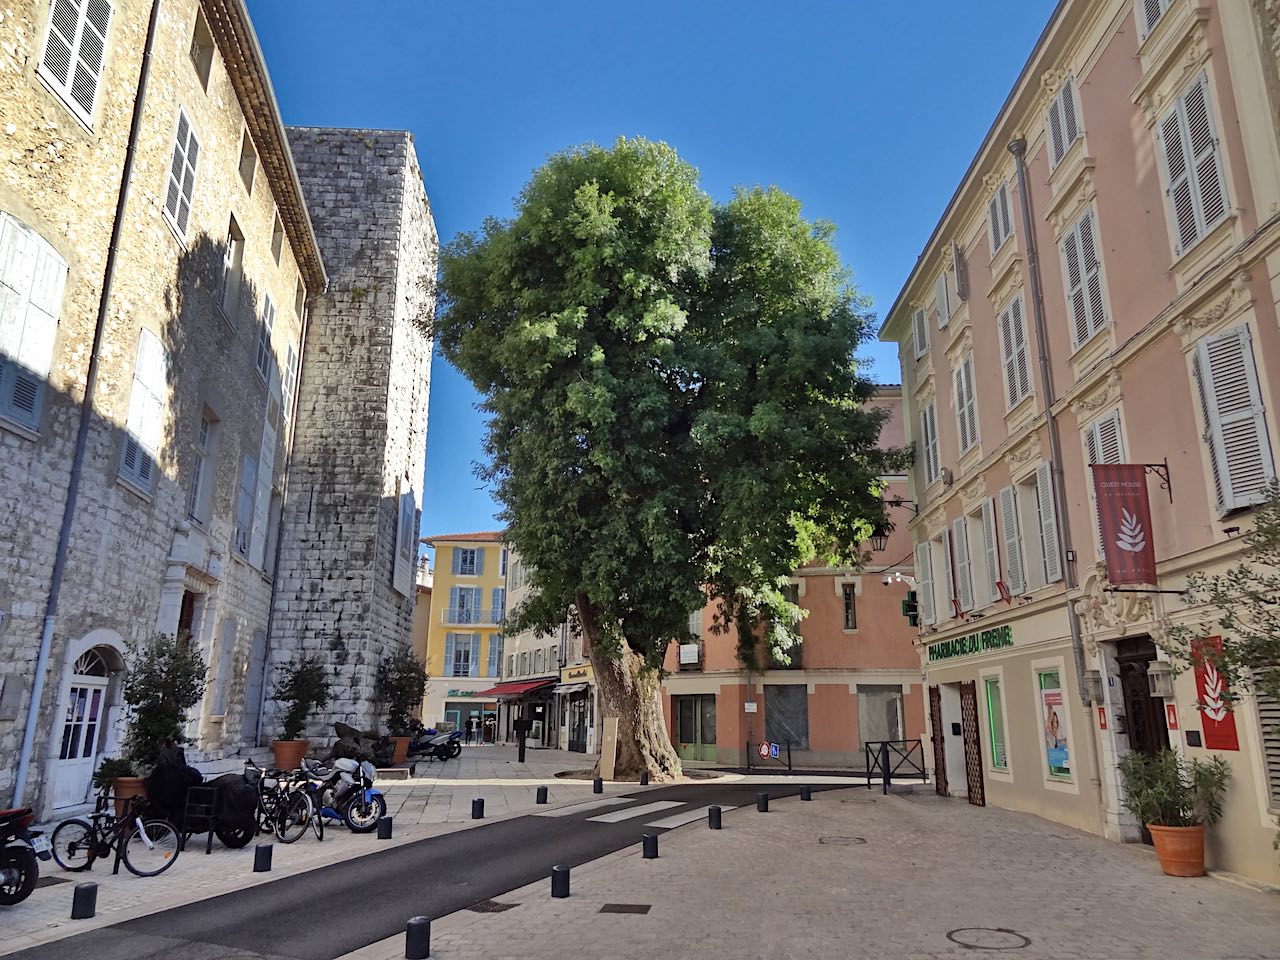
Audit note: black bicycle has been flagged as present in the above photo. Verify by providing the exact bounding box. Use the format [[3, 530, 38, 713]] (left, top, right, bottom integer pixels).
[[50, 793, 181, 878], [244, 759, 320, 843]]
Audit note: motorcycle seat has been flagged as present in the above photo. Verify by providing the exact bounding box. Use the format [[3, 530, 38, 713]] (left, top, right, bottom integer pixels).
[[299, 758, 330, 781], [0, 807, 32, 824]]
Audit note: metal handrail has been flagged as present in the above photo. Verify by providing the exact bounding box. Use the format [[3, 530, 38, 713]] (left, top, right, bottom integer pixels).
[[440, 607, 503, 625]]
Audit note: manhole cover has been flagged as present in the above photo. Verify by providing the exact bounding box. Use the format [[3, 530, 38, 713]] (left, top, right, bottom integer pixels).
[[818, 836, 866, 845], [946, 928, 1030, 950], [600, 903, 651, 914], [841, 797, 877, 803], [34, 876, 69, 888], [467, 899, 518, 913]]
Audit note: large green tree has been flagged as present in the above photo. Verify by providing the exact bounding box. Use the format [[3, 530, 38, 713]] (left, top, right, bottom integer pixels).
[[438, 138, 908, 779]]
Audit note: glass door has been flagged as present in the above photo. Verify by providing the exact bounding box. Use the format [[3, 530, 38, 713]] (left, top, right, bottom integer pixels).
[[674, 695, 716, 762]]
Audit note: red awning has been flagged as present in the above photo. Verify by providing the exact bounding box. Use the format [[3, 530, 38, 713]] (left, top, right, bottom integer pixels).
[[474, 678, 558, 699]]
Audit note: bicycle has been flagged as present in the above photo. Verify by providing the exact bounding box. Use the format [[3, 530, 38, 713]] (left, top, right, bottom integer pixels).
[[244, 759, 321, 844], [50, 793, 181, 878], [276, 769, 324, 844]]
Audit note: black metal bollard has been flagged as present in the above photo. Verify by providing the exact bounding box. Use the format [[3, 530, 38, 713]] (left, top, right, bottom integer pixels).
[[756, 792, 769, 813], [70, 882, 97, 920], [471, 798, 484, 819], [881, 741, 891, 796], [800, 785, 812, 801], [378, 816, 393, 839], [536, 785, 548, 804], [592, 777, 603, 794], [405, 915, 431, 960], [642, 833, 659, 859], [551, 864, 570, 898], [708, 805, 722, 830], [253, 843, 272, 873], [639, 772, 649, 786]]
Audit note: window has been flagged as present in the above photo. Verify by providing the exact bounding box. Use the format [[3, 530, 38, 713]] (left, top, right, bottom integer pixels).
[[281, 344, 298, 420], [394, 479, 417, 596], [951, 517, 974, 613], [988, 181, 1013, 254], [997, 485, 1026, 596], [1083, 410, 1124, 556], [1037, 669, 1072, 779], [764, 685, 808, 750], [911, 306, 929, 359], [687, 608, 701, 638], [780, 582, 799, 606], [984, 676, 1008, 770], [0, 213, 68, 432], [519, 651, 529, 676], [1193, 325, 1275, 513], [237, 130, 257, 193], [186, 412, 216, 523], [997, 295, 1032, 409], [487, 636, 500, 678], [978, 498, 1001, 606], [209, 619, 235, 717], [550, 644, 558, 667], [453, 546, 481, 576], [491, 587, 505, 622], [294, 279, 305, 318], [1025, 463, 1063, 586], [921, 400, 940, 485], [934, 271, 950, 329], [163, 109, 200, 239], [507, 654, 514, 679], [445, 633, 472, 678], [189, 8, 213, 90], [935, 531, 955, 620], [248, 385, 280, 570], [449, 586, 483, 623], [119, 328, 166, 492], [1060, 207, 1107, 348], [953, 353, 979, 454], [535, 649, 545, 674], [219, 216, 244, 321], [1138, 0, 1173, 38], [914, 541, 936, 626], [234, 455, 255, 556], [500, 548, 509, 577], [841, 584, 856, 630], [1046, 75, 1082, 169], [255, 295, 274, 380], [38, 0, 112, 127], [271, 212, 284, 264], [1157, 72, 1229, 255]]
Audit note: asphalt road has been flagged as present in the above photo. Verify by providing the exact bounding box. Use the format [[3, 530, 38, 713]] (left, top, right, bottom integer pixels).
[[8, 781, 837, 960]]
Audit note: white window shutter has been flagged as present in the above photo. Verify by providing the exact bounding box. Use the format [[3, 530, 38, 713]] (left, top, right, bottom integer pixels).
[[1035, 462, 1063, 583], [1078, 209, 1106, 341], [444, 634, 456, 677], [1085, 411, 1124, 555], [1158, 105, 1197, 252], [1060, 77, 1080, 151], [962, 355, 978, 449], [120, 329, 165, 489], [164, 109, 199, 238], [1184, 74, 1228, 235], [234, 455, 255, 556], [999, 305, 1017, 409], [988, 191, 1002, 255], [915, 542, 935, 626], [249, 366, 279, 569], [981, 498, 1000, 605], [393, 481, 415, 597], [935, 272, 950, 328], [1140, 0, 1168, 36], [469, 635, 481, 677], [922, 401, 940, 484], [952, 241, 969, 301], [998, 183, 1013, 246], [940, 532, 955, 618], [912, 307, 929, 359], [39, 0, 112, 125], [953, 517, 974, 613], [1047, 95, 1065, 167], [1196, 326, 1275, 511], [998, 485, 1025, 596], [1061, 222, 1091, 347], [953, 364, 968, 452], [1011, 297, 1031, 402]]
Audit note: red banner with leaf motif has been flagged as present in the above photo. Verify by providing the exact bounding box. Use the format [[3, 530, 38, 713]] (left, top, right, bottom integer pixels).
[[1193, 636, 1238, 751], [1093, 464, 1157, 585]]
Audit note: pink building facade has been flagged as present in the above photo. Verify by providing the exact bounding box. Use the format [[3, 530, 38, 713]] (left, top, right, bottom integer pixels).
[[880, 0, 1280, 883]]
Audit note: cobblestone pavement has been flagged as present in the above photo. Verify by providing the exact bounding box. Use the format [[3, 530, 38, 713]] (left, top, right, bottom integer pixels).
[[344, 788, 1280, 960]]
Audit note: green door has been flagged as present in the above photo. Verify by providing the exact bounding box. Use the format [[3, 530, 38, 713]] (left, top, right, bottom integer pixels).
[[675, 695, 717, 762]]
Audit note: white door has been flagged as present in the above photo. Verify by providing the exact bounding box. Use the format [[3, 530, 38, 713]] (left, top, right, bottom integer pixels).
[[53, 650, 112, 809]]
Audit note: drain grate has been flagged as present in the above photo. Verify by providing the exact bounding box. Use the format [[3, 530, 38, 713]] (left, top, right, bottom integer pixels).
[[467, 899, 519, 913], [946, 928, 1030, 950], [599, 903, 651, 914], [818, 836, 866, 845], [34, 876, 69, 889]]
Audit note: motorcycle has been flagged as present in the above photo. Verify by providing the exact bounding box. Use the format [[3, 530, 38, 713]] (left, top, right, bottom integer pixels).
[[300, 758, 387, 834], [1, 807, 52, 906], [409, 722, 462, 761]]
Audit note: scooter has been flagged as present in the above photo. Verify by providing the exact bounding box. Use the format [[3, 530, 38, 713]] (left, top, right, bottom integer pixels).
[[300, 758, 387, 834], [409, 722, 462, 761], [1, 807, 52, 905]]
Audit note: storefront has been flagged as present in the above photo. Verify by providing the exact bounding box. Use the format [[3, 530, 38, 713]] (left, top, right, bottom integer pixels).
[[478, 678, 558, 747], [555, 663, 598, 753], [440, 689, 498, 741]]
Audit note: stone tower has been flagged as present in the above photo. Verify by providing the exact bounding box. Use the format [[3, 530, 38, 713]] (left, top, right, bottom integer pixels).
[[271, 128, 436, 737]]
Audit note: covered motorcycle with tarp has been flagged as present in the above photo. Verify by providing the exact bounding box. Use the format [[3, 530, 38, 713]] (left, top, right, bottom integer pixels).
[[324, 722, 395, 767], [144, 746, 260, 849]]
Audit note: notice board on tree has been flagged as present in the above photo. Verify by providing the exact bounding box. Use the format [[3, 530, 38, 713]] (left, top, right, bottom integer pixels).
[[1092, 464, 1157, 585], [600, 716, 619, 779]]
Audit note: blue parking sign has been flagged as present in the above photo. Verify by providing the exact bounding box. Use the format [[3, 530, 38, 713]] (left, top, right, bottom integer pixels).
[[770, 742, 779, 759]]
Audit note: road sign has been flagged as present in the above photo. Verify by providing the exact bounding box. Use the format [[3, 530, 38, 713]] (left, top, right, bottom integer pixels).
[[770, 742, 780, 759], [758, 741, 770, 760], [744, 701, 757, 714]]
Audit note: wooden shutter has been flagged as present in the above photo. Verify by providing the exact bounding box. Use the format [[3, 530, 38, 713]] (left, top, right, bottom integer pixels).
[[256, 295, 275, 378], [988, 190, 1002, 254], [962, 355, 978, 450], [940, 532, 955, 618], [980, 498, 1000, 605], [912, 306, 929, 359], [393, 481, 415, 597], [998, 304, 1018, 409], [1061, 220, 1091, 347], [1183, 74, 1228, 235], [1085, 411, 1124, 554], [121, 329, 166, 489], [164, 109, 199, 237], [915, 542, 935, 625], [234, 455, 255, 555], [953, 517, 974, 613], [486, 636, 500, 678], [935, 272, 950, 328], [953, 363, 970, 453], [1047, 91, 1066, 167], [39, 0, 112, 124], [997, 184, 1012, 247], [1035, 462, 1063, 583], [1010, 297, 1031, 403], [1047, 77, 1080, 169], [0, 215, 67, 428], [475, 547, 485, 576], [1194, 326, 1275, 511], [1140, 0, 1168, 36], [469, 635, 481, 677], [282, 344, 298, 420], [922, 401, 940, 484], [1158, 102, 1197, 252], [998, 485, 1025, 595], [450, 547, 461, 575], [443, 633, 456, 677], [952, 241, 969, 301], [1257, 692, 1280, 806], [491, 587, 504, 620], [249, 365, 280, 568]]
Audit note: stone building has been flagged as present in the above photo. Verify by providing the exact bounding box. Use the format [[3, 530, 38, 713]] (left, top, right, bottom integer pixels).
[[267, 127, 436, 741]]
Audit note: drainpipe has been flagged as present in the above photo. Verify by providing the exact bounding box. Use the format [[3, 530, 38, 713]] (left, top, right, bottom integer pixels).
[[12, 0, 164, 807], [1008, 137, 1104, 811]]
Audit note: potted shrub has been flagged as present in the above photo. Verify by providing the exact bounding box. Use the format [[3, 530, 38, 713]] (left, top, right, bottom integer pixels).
[[93, 757, 140, 817], [377, 648, 428, 764], [1117, 748, 1231, 877], [117, 633, 205, 814], [272, 654, 330, 769]]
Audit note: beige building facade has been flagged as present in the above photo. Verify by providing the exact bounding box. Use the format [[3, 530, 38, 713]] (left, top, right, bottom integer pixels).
[[881, 0, 1280, 883]]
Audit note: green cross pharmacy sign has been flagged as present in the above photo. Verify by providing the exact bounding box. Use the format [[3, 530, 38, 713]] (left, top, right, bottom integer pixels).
[[927, 624, 1013, 662]]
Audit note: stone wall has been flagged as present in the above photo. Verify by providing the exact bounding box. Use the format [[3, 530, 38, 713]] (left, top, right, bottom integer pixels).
[[270, 128, 436, 740]]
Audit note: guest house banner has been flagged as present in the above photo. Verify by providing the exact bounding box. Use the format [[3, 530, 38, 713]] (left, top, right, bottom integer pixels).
[[1092, 464, 1157, 585]]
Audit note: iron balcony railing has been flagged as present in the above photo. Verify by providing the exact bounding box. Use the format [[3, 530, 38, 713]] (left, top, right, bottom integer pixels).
[[441, 607, 503, 626]]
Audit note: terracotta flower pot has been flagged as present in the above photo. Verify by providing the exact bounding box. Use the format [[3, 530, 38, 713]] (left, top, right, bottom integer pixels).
[[390, 736, 412, 765], [272, 739, 310, 771], [113, 776, 147, 818], [1147, 823, 1206, 877]]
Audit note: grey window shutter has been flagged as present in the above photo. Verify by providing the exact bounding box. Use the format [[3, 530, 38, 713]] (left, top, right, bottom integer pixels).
[[999, 304, 1017, 409], [443, 633, 456, 677], [953, 517, 974, 613], [914, 542, 935, 626], [998, 183, 1013, 244], [912, 307, 928, 359], [1158, 99, 1197, 253], [998, 486, 1025, 596], [1047, 95, 1066, 167], [1197, 326, 1275, 511], [475, 548, 485, 576], [451, 547, 461, 575], [1060, 76, 1080, 151], [935, 272, 950, 328], [940, 531, 955, 618], [1184, 74, 1228, 236], [1036, 462, 1063, 583], [1011, 298, 1031, 402], [491, 587, 504, 619], [981, 498, 1000, 605], [952, 241, 968, 301], [1062, 222, 1091, 348], [469, 635, 481, 677]]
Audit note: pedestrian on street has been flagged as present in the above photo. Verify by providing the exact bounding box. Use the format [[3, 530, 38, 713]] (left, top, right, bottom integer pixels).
[[465, 718, 475, 745]]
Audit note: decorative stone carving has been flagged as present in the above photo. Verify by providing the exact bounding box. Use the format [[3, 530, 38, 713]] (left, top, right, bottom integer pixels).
[[944, 326, 973, 367], [1173, 270, 1252, 344], [940, 243, 955, 271], [1073, 564, 1154, 654], [1039, 67, 1068, 110], [1070, 370, 1122, 418], [982, 171, 1003, 198], [923, 504, 948, 537], [959, 475, 987, 508], [1003, 432, 1041, 471]]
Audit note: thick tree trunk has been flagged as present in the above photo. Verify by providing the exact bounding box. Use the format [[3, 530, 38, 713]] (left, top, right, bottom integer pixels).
[[577, 594, 682, 782]]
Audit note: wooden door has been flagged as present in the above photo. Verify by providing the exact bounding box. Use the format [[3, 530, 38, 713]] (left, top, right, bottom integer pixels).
[[959, 680, 986, 807], [928, 684, 948, 797]]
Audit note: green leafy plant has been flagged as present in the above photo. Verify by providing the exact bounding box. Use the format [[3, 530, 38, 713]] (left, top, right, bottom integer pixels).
[[121, 633, 206, 772], [274, 654, 330, 741], [377, 648, 428, 737], [92, 757, 137, 790], [1117, 749, 1231, 827]]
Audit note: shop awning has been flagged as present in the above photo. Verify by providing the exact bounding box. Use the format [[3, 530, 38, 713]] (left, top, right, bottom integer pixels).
[[552, 682, 588, 695], [474, 678, 557, 700]]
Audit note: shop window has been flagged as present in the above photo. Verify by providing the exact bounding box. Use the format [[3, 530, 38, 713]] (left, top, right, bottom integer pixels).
[[984, 676, 1008, 770], [765, 684, 808, 750], [1036, 669, 1072, 780]]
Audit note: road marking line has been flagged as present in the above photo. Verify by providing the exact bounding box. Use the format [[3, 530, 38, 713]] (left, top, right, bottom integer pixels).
[[645, 805, 738, 829], [586, 801, 684, 823], [534, 797, 631, 817]]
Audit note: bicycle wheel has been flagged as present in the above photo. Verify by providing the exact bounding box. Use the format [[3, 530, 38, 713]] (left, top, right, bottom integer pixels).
[[121, 819, 181, 877], [309, 797, 324, 842], [274, 792, 312, 844], [51, 819, 96, 872]]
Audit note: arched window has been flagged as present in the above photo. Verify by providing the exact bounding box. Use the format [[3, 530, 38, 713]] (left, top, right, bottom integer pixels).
[[72, 649, 109, 678]]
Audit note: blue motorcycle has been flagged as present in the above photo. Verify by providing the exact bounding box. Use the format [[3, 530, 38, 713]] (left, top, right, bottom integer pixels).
[[301, 758, 386, 834]]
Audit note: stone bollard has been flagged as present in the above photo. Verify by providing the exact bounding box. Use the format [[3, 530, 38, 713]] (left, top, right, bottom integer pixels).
[[642, 833, 659, 859], [708, 805, 722, 830], [378, 816, 394, 839], [405, 915, 431, 960], [536, 785, 548, 804], [253, 843, 273, 873], [593, 777, 603, 794], [756, 792, 769, 813], [471, 798, 484, 820], [800, 785, 812, 801], [551, 864, 570, 898], [70, 882, 98, 920]]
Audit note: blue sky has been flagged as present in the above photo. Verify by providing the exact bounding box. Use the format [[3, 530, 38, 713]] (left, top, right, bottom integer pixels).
[[249, 0, 1057, 537]]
